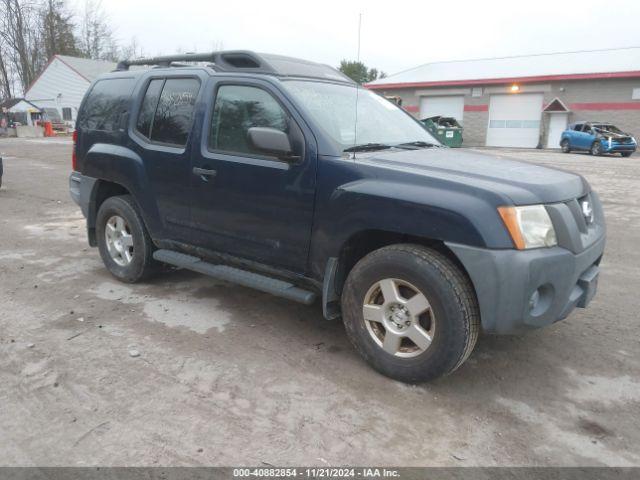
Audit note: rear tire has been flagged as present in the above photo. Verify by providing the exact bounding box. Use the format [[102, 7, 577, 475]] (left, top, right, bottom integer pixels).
[[590, 141, 603, 156], [96, 195, 158, 283], [341, 244, 480, 383], [561, 139, 571, 153]]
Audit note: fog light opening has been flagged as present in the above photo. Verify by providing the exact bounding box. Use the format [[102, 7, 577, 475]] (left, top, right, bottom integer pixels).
[[529, 284, 554, 317]]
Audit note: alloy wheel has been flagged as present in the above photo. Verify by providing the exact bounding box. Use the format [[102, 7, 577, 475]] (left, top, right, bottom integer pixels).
[[362, 278, 435, 358], [105, 215, 134, 267]]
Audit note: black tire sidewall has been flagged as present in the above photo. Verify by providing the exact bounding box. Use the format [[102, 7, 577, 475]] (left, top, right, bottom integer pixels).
[[591, 142, 602, 155], [342, 247, 472, 382], [96, 196, 154, 283], [561, 139, 570, 153]]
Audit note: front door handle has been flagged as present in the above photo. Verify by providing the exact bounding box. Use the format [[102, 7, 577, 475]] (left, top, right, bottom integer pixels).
[[193, 167, 217, 182]]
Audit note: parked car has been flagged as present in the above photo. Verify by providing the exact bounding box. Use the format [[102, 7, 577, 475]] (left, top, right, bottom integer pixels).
[[561, 121, 636, 157], [70, 51, 606, 383]]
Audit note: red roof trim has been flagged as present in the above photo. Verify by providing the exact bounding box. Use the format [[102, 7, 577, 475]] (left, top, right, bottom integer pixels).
[[570, 102, 640, 111], [464, 104, 489, 112], [366, 70, 640, 90], [55, 55, 91, 82], [403, 105, 419, 112]]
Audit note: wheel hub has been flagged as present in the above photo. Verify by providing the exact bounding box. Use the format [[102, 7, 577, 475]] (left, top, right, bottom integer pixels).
[[386, 303, 411, 330]]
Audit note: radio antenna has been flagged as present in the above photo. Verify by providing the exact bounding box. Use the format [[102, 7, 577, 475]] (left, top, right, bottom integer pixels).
[[353, 12, 363, 152], [357, 13, 362, 62]]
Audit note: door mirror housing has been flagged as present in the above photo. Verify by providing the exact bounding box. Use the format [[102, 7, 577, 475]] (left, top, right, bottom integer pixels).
[[247, 127, 297, 160]]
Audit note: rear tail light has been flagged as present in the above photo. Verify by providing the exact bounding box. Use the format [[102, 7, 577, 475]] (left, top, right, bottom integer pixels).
[[72, 129, 78, 171]]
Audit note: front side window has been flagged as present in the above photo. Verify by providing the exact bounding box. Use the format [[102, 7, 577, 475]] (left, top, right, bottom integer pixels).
[[209, 85, 288, 155]]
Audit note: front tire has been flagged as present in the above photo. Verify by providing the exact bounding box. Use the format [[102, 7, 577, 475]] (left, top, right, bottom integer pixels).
[[590, 141, 603, 156], [96, 195, 158, 283], [341, 244, 480, 383], [621, 151, 633, 158], [561, 139, 571, 153]]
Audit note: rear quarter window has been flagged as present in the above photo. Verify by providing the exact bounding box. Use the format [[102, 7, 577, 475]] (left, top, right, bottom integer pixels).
[[78, 78, 136, 131]]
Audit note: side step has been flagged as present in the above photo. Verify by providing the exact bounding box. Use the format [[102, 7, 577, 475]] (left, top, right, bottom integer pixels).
[[153, 249, 317, 305]]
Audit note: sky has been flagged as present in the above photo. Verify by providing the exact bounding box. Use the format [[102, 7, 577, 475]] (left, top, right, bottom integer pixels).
[[86, 0, 640, 76]]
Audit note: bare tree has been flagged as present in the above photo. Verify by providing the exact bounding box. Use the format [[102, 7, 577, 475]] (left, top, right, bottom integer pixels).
[[0, 0, 43, 91], [0, 38, 14, 99], [119, 36, 144, 61], [78, 0, 117, 60]]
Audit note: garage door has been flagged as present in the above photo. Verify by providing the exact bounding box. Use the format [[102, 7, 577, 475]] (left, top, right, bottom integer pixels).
[[419, 96, 464, 125], [486, 94, 543, 148]]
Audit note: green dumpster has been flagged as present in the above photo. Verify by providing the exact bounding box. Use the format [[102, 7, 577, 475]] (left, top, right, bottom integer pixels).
[[421, 116, 463, 148]]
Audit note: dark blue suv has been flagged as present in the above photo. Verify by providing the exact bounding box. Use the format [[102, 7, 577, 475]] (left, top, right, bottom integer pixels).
[[70, 51, 606, 382]]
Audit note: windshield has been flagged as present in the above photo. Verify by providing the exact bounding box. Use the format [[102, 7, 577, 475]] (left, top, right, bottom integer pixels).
[[282, 80, 439, 151], [593, 124, 624, 134]]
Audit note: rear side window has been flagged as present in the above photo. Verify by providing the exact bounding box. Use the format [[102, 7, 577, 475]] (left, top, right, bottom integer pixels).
[[79, 78, 135, 131], [136, 79, 164, 139], [209, 85, 288, 155], [134, 78, 200, 147]]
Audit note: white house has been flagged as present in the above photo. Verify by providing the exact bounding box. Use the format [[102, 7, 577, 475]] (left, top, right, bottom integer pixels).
[[24, 55, 115, 124], [0, 98, 43, 126]]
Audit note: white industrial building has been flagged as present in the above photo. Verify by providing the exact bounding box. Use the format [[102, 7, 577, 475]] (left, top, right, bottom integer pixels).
[[24, 55, 115, 124], [367, 47, 640, 148]]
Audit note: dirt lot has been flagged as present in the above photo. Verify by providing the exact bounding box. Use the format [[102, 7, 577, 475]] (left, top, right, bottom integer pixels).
[[0, 137, 639, 467]]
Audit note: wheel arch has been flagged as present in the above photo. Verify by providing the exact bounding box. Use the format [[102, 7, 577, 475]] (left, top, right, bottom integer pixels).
[[321, 229, 478, 320]]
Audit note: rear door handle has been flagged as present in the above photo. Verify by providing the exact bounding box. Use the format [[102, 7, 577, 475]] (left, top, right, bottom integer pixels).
[[193, 167, 217, 182]]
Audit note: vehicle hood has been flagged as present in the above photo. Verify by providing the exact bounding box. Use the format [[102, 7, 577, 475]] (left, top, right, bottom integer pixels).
[[355, 148, 588, 205], [593, 127, 634, 140]]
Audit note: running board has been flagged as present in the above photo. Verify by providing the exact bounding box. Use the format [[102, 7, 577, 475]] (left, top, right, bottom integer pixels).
[[153, 249, 317, 305]]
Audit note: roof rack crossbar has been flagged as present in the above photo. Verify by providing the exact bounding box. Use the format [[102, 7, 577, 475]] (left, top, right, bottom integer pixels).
[[115, 50, 277, 74]]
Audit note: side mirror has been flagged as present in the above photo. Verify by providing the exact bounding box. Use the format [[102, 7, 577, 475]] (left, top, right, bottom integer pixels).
[[247, 127, 296, 160]]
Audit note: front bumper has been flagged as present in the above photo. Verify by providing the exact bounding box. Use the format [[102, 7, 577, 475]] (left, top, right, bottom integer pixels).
[[447, 234, 605, 334], [600, 139, 636, 153]]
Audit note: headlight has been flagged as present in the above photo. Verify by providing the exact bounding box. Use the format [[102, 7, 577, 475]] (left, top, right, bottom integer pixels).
[[498, 205, 557, 249]]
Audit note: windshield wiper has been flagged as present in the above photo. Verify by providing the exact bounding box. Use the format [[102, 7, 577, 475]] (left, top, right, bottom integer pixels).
[[395, 141, 440, 149], [343, 143, 393, 153]]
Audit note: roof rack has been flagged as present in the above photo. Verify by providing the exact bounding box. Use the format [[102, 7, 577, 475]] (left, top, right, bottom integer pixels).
[[115, 50, 355, 84], [116, 50, 276, 73]]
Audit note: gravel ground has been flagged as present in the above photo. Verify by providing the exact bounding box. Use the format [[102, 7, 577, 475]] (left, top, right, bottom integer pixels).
[[0, 137, 638, 467]]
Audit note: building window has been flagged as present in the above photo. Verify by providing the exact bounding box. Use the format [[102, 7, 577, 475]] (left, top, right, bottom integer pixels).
[[632, 88, 640, 100], [62, 107, 72, 121]]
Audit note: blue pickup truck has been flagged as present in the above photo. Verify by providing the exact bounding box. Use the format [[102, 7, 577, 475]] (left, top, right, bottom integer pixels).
[[561, 121, 636, 156], [69, 51, 605, 382]]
